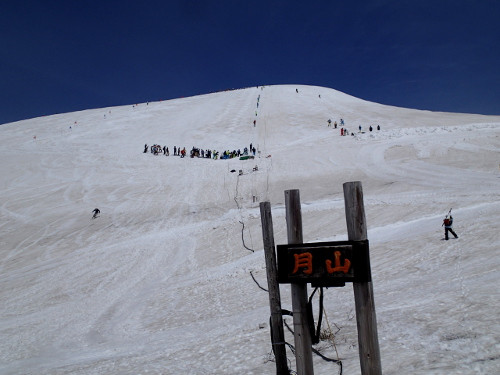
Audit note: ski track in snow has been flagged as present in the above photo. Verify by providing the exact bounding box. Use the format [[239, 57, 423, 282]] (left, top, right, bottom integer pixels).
[[1, 85, 499, 374]]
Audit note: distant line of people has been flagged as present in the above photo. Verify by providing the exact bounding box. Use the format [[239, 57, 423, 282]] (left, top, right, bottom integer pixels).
[[326, 118, 382, 136], [143, 144, 257, 160], [327, 118, 344, 129], [358, 124, 381, 133]]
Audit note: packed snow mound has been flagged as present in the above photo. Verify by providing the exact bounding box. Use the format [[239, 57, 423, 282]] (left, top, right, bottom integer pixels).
[[1, 85, 499, 374]]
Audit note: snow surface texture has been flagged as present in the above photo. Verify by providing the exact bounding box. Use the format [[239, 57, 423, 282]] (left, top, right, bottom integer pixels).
[[1, 85, 499, 374]]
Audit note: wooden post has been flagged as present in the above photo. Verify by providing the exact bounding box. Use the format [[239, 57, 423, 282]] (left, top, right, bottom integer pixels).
[[260, 202, 289, 375], [285, 190, 314, 375], [343, 182, 382, 375]]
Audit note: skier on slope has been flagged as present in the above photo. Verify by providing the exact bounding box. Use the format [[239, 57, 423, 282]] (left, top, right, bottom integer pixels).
[[442, 213, 458, 240], [92, 208, 100, 219]]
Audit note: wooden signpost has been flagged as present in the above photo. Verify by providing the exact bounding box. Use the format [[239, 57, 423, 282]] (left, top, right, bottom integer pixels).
[[260, 201, 289, 375], [285, 189, 314, 375], [277, 240, 371, 286], [343, 181, 382, 375], [260, 182, 382, 375]]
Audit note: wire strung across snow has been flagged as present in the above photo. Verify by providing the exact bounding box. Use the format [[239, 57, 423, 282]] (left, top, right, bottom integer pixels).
[[238, 220, 255, 253], [250, 270, 268, 292]]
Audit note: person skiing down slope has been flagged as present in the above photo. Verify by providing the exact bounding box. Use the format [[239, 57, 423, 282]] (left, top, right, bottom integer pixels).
[[442, 211, 458, 240], [92, 208, 100, 219]]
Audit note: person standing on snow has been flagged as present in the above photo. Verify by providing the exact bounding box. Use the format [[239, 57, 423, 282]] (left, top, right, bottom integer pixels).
[[92, 208, 100, 219], [443, 215, 458, 240]]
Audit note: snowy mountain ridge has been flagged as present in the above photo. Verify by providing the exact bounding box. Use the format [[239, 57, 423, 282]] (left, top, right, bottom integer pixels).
[[1, 85, 499, 374]]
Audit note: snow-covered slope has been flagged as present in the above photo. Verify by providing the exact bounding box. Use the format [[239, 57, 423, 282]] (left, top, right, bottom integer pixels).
[[1, 85, 499, 374]]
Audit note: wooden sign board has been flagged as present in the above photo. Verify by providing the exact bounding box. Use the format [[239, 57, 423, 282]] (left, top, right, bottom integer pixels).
[[277, 240, 371, 287]]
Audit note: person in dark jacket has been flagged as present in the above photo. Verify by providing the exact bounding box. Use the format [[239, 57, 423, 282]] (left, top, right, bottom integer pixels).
[[92, 208, 100, 219], [443, 215, 458, 240]]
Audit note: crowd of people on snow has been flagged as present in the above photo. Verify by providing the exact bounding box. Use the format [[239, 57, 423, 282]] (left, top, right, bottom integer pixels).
[[327, 118, 381, 136], [143, 88, 385, 163], [143, 143, 257, 160], [143, 90, 263, 161]]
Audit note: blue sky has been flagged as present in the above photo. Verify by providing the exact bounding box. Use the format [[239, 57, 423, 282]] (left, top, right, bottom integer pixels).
[[1, 0, 499, 124]]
